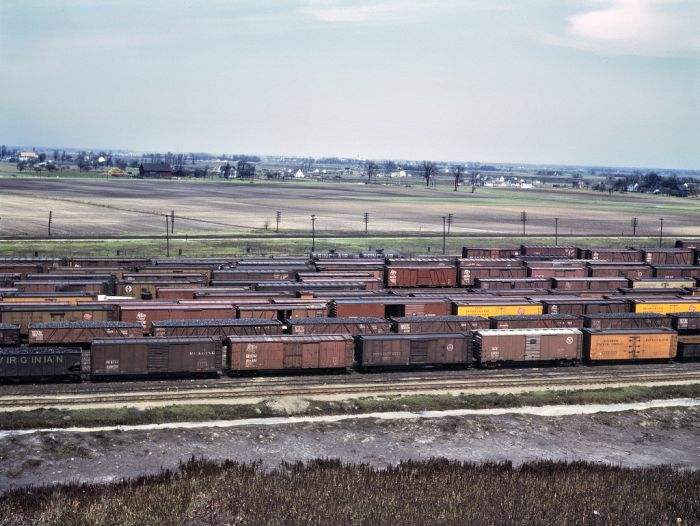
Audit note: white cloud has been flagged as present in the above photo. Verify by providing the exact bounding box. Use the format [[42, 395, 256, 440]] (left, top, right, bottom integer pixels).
[[548, 0, 700, 56]]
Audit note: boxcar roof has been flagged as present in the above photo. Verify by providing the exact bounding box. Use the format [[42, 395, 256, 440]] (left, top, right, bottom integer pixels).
[[227, 334, 353, 343], [475, 328, 582, 336], [29, 321, 142, 329], [0, 347, 82, 355], [152, 318, 282, 327], [288, 317, 387, 324]]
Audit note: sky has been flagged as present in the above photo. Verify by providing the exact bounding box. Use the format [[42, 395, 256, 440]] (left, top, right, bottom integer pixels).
[[0, 0, 698, 169]]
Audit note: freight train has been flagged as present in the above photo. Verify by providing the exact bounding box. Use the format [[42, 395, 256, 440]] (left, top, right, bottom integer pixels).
[[0, 241, 699, 381]]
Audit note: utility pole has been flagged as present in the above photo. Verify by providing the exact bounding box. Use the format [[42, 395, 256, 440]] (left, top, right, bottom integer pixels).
[[447, 213, 453, 235], [364, 212, 369, 235], [170, 210, 174, 234], [659, 218, 664, 247], [520, 211, 527, 236], [442, 216, 446, 254], [48, 211, 52, 237], [555, 217, 559, 245], [311, 214, 316, 252], [275, 211, 281, 233], [165, 214, 170, 257], [631, 217, 638, 237]]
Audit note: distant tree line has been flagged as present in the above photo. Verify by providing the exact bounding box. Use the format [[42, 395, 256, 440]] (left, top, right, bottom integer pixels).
[[593, 172, 697, 197]]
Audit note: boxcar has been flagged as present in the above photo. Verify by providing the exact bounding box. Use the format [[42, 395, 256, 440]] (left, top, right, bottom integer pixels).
[[237, 303, 329, 321], [582, 328, 677, 362], [391, 315, 489, 333], [541, 299, 630, 316], [527, 267, 585, 279], [0, 323, 21, 346], [641, 249, 694, 266], [453, 301, 543, 318], [582, 248, 643, 262], [519, 245, 579, 258], [586, 265, 653, 280], [152, 318, 284, 338], [489, 314, 583, 330], [14, 280, 110, 294], [91, 337, 221, 377], [473, 328, 582, 366], [287, 317, 391, 336], [461, 247, 520, 258], [28, 321, 143, 346], [227, 334, 354, 372], [386, 266, 457, 288], [473, 278, 551, 290], [0, 347, 82, 380], [355, 333, 473, 369], [630, 299, 700, 315], [631, 279, 695, 289], [117, 303, 235, 333], [677, 335, 700, 361], [582, 313, 673, 330], [0, 304, 115, 335], [459, 266, 527, 287], [670, 312, 700, 334], [652, 266, 700, 280]]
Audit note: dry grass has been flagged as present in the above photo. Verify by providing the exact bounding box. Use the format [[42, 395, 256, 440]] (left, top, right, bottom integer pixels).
[[1, 457, 697, 525]]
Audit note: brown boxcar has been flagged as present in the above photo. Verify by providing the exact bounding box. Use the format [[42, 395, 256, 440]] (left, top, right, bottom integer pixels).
[[670, 312, 700, 333], [651, 266, 700, 279], [27, 321, 143, 346], [677, 335, 700, 361], [391, 315, 489, 333], [527, 267, 585, 279], [462, 247, 520, 258], [457, 258, 523, 268], [385, 266, 457, 288], [541, 298, 630, 316], [582, 313, 673, 330], [152, 318, 284, 338], [551, 277, 629, 291], [489, 314, 583, 330], [91, 337, 221, 377], [227, 334, 354, 371], [213, 269, 294, 281], [582, 248, 643, 262], [519, 246, 579, 258], [237, 303, 328, 321], [473, 328, 582, 366], [0, 303, 115, 335], [0, 323, 21, 346], [459, 266, 527, 287], [287, 317, 391, 336], [355, 333, 473, 368], [70, 257, 151, 269], [330, 298, 451, 318], [587, 264, 653, 280], [675, 240, 700, 249], [14, 280, 110, 294], [582, 328, 677, 362], [0, 263, 44, 278], [0, 347, 82, 379], [116, 279, 207, 298], [0, 257, 65, 272], [641, 249, 695, 266], [117, 303, 234, 333], [474, 278, 551, 290], [0, 292, 98, 304]]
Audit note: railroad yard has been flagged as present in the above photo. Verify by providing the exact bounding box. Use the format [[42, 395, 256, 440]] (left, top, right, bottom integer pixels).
[[1, 236, 699, 517]]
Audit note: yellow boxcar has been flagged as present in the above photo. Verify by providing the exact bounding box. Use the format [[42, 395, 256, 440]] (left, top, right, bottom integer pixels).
[[454, 302, 543, 318], [631, 279, 695, 289], [583, 328, 677, 361], [632, 300, 700, 314]]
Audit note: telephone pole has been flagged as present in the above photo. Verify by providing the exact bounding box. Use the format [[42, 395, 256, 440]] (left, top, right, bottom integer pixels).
[[48, 211, 52, 237], [165, 214, 170, 257], [442, 216, 446, 254], [659, 218, 664, 247], [170, 210, 174, 233], [276, 211, 281, 233], [311, 214, 316, 252], [520, 211, 527, 235], [447, 213, 453, 235], [631, 217, 638, 237], [364, 212, 369, 235], [555, 217, 559, 245]]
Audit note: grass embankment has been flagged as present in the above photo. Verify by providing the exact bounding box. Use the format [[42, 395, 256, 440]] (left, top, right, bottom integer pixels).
[[2, 384, 697, 431], [1, 457, 697, 525], [0, 236, 665, 258]]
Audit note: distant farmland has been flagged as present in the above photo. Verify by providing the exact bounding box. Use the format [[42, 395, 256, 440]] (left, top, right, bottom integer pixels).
[[1, 178, 697, 239]]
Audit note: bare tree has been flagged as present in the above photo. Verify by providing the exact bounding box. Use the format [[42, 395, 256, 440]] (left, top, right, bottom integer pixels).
[[453, 165, 464, 191], [364, 160, 378, 184], [422, 161, 436, 187], [383, 160, 397, 177]]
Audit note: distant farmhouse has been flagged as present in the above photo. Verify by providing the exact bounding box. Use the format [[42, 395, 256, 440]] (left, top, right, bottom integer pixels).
[[19, 151, 39, 162], [138, 162, 173, 178]]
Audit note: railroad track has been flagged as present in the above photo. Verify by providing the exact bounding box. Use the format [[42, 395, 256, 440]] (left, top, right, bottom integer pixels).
[[1, 370, 698, 409], [2, 363, 697, 397]]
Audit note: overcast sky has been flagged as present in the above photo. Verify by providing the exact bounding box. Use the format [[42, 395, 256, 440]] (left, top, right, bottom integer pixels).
[[1, 0, 698, 169]]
